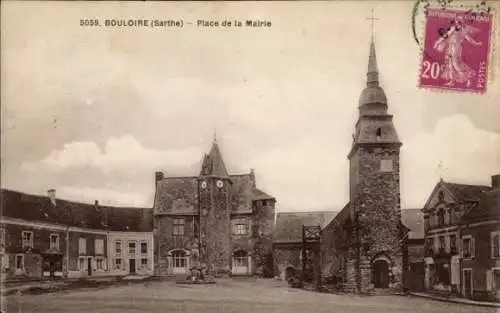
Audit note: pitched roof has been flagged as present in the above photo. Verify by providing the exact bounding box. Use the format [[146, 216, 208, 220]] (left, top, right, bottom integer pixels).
[[401, 209, 424, 239], [460, 189, 500, 224], [252, 188, 275, 201], [0, 189, 152, 232], [154, 177, 198, 215], [442, 182, 492, 202], [200, 140, 229, 177], [274, 211, 337, 243]]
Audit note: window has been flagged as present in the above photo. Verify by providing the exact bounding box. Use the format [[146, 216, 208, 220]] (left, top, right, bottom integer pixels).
[[450, 235, 457, 253], [172, 250, 187, 268], [115, 240, 122, 254], [49, 234, 60, 250], [437, 209, 445, 227], [128, 241, 136, 255], [462, 236, 474, 258], [173, 219, 185, 237], [115, 258, 122, 270], [78, 257, 86, 271], [439, 236, 445, 252], [15, 254, 24, 270], [141, 242, 148, 255], [78, 238, 87, 255], [233, 250, 248, 267], [96, 258, 105, 270], [425, 237, 433, 251], [141, 258, 148, 269], [380, 159, 393, 172], [95, 239, 104, 255], [0, 228, 5, 247], [22, 231, 33, 249], [491, 232, 500, 258], [376, 127, 382, 140], [424, 217, 430, 230], [233, 219, 248, 235]]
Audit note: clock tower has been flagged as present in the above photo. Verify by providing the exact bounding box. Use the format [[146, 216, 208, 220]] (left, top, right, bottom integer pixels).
[[198, 137, 232, 275]]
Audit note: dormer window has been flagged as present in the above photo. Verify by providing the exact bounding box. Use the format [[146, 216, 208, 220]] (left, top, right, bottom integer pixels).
[[376, 127, 382, 140]]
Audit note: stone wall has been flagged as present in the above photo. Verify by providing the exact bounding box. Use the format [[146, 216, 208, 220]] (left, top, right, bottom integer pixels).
[[356, 146, 403, 292], [252, 200, 275, 277], [274, 246, 301, 280]]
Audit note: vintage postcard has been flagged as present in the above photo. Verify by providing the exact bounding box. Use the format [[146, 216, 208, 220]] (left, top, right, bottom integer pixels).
[[1, 1, 499, 313]]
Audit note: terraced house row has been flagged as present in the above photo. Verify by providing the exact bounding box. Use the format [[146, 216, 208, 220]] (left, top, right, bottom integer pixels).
[[0, 189, 154, 280]]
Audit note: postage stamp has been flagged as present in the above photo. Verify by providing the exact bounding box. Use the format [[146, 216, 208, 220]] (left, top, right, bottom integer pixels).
[[419, 8, 493, 93]]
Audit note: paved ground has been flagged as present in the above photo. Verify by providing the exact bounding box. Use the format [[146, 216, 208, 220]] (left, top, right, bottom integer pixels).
[[2, 278, 498, 313]]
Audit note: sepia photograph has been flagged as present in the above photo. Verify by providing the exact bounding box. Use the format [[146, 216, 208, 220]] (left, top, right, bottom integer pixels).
[[1, 1, 499, 312]]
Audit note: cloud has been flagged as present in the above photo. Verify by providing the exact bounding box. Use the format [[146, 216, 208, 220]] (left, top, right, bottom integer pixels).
[[402, 114, 500, 208], [246, 135, 350, 211], [22, 136, 203, 175]]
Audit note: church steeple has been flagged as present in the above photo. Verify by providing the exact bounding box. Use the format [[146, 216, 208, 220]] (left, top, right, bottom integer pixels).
[[358, 39, 388, 116], [367, 39, 379, 87], [200, 136, 229, 177]]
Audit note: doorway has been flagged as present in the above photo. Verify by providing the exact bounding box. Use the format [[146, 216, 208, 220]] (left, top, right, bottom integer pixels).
[[87, 257, 92, 276], [285, 266, 296, 281], [129, 259, 136, 274], [372, 260, 390, 288], [463, 269, 473, 299]]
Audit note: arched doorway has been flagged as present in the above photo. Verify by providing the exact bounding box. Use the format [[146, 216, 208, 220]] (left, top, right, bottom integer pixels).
[[285, 266, 296, 281], [372, 259, 390, 288], [232, 250, 249, 275], [171, 250, 188, 274]]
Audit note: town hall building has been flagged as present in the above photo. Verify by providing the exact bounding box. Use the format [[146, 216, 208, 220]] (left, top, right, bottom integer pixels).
[[153, 138, 276, 277]]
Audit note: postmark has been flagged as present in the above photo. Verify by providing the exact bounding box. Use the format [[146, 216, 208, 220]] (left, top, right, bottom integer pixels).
[[418, 7, 493, 93]]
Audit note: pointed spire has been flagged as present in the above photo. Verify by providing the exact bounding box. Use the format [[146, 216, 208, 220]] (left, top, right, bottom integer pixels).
[[200, 135, 229, 177], [367, 39, 379, 87]]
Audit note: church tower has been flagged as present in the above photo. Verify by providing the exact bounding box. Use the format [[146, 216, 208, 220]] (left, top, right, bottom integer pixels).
[[198, 136, 232, 275], [347, 39, 403, 293]]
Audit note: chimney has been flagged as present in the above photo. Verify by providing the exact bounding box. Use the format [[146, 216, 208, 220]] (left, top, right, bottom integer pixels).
[[250, 168, 256, 187], [47, 189, 56, 206], [492, 174, 500, 189], [155, 171, 164, 187]]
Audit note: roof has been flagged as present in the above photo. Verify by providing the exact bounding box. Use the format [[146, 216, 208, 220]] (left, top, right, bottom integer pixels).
[[274, 211, 337, 243], [200, 140, 229, 177], [401, 209, 424, 239], [460, 189, 500, 224], [252, 188, 275, 201], [154, 177, 198, 215], [0, 189, 152, 232], [442, 182, 492, 202]]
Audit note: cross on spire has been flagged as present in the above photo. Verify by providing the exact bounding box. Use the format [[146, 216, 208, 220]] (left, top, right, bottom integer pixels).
[[437, 160, 447, 181], [366, 7, 379, 41]]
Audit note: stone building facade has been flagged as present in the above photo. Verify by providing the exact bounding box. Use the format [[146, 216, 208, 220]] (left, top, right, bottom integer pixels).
[[320, 39, 408, 294], [153, 139, 276, 277], [422, 179, 492, 293], [458, 177, 500, 301], [422, 174, 500, 301], [0, 188, 153, 280], [273, 211, 336, 281]]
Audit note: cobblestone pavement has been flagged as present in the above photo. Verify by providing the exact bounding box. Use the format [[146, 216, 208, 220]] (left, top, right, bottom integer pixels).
[[2, 278, 497, 313]]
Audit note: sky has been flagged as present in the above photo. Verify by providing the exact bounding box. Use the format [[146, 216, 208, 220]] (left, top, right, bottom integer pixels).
[[1, 1, 499, 212]]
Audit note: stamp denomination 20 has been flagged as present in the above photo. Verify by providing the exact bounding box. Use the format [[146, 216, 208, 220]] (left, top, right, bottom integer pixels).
[[419, 8, 493, 93]]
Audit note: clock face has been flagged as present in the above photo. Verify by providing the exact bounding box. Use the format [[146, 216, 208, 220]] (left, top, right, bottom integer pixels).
[[216, 180, 224, 188], [201, 181, 207, 189]]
